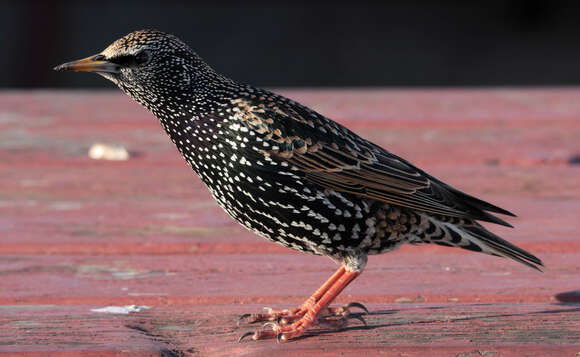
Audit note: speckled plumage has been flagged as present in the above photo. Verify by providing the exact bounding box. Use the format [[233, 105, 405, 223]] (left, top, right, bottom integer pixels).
[[55, 29, 542, 341]]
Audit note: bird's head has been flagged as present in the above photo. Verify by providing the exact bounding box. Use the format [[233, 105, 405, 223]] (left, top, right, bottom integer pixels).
[[54, 30, 216, 110]]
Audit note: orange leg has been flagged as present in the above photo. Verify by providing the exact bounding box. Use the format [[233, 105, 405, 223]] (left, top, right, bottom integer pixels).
[[239, 265, 364, 342], [239, 266, 347, 324], [304, 265, 347, 308]]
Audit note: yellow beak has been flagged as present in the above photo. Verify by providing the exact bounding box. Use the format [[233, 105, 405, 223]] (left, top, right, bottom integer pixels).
[[53, 54, 120, 73]]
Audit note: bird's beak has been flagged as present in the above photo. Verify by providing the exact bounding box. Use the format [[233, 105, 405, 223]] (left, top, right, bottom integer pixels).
[[53, 54, 120, 73]]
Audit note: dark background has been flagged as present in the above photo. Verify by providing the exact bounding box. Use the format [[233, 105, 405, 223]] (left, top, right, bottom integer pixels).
[[3, 0, 580, 88]]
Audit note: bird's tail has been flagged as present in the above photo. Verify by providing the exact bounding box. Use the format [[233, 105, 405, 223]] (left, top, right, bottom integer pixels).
[[418, 217, 543, 271]]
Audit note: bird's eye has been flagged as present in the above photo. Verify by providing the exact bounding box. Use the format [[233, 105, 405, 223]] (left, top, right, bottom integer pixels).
[[108, 51, 150, 68], [134, 51, 150, 65]]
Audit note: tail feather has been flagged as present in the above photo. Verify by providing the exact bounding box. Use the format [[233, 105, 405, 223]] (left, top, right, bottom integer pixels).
[[461, 224, 543, 271], [420, 217, 543, 271]]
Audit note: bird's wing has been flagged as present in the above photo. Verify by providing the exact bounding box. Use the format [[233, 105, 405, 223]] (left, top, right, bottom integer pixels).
[[231, 97, 515, 226]]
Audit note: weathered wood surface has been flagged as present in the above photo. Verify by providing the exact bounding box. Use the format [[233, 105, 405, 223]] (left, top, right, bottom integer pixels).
[[0, 89, 579, 356]]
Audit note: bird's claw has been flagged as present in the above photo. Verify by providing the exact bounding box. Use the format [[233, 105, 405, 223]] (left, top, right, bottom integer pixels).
[[237, 309, 289, 325], [315, 301, 368, 329], [237, 306, 304, 326], [237, 301, 369, 342], [237, 322, 284, 342], [325, 301, 368, 319], [237, 330, 256, 342], [237, 313, 252, 326], [238, 319, 306, 343], [317, 312, 367, 329], [344, 302, 369, 314]]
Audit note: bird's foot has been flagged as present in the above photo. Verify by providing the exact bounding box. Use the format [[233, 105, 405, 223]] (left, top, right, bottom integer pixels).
[[238, 298, 314, 326], [238, 316, 312, 342], [238, 266, 364, 342], [238, 302, 367, 342], [319, 302, 368, 328], [238, 301, 367, 325]]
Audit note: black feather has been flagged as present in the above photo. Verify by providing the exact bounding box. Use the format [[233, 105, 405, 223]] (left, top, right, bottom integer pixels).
[[461, 225, 543, 271]]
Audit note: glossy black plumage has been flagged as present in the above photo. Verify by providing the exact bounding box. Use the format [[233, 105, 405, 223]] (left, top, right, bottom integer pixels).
[[54, 29, 542, 273]]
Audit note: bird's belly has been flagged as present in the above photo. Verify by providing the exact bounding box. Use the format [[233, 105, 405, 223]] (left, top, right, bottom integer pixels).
[[196, 166, 424, 258]]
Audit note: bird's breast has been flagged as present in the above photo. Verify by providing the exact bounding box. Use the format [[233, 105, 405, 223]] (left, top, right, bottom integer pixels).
[[158, 108, 417, 259]]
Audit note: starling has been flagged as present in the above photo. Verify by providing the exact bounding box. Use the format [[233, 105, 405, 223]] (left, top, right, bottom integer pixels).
[[55, 29, 542, 342]]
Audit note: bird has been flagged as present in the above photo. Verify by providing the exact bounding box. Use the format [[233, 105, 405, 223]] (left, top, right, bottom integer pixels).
[[54, 29, 542, 342]]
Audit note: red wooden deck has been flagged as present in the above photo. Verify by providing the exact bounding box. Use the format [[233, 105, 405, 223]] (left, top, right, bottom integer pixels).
[[1, 89, 579, 356]]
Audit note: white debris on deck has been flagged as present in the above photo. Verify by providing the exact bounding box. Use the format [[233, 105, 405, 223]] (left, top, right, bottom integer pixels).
[[90, 305, 150, 314], [88, 143, 130, 161]]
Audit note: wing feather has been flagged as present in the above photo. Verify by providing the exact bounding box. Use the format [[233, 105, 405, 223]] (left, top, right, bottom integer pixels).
[[231, 97, 515, 227]]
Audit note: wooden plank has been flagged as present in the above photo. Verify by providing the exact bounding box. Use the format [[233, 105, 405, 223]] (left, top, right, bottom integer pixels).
[[1, 89, 579, 355], [1, 304, 579, 356]]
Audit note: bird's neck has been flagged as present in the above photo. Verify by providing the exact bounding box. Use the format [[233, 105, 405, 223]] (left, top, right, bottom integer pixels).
[[122, 71, 228, 113], [126, 76, 244, 162]]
